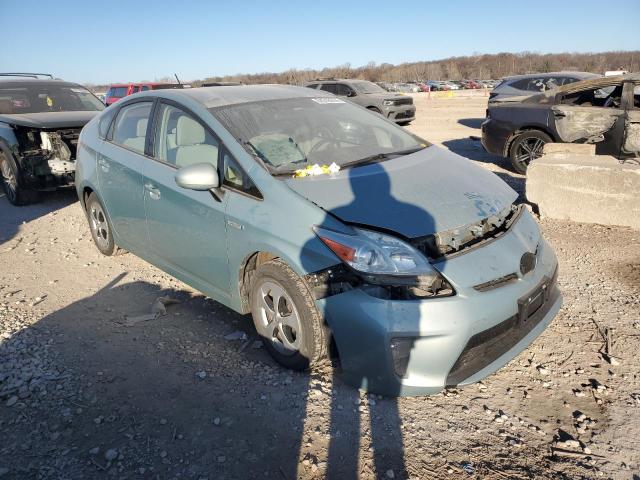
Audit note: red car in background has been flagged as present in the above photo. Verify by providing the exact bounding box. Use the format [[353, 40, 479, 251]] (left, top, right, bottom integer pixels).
[[104, 82, 184, 105]]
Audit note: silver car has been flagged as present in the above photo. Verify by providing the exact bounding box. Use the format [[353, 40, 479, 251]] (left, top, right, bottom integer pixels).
[[75, 85, 562, 396]]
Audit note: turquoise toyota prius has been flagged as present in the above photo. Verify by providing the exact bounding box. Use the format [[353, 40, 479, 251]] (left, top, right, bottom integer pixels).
[[75, 85, 562, 396]]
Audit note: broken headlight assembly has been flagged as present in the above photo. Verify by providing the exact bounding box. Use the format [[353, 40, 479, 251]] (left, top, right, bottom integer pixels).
[[314, 226, 453, 299]]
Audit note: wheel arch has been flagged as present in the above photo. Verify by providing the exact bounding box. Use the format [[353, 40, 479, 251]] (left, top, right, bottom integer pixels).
[[503, 126, 557, 158]]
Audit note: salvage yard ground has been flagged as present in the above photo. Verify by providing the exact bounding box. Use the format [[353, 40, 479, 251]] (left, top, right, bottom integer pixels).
[[0, 96, 639, 479]]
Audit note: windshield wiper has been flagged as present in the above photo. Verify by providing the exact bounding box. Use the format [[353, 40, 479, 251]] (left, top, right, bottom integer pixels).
[[341, 146, 426, 170]]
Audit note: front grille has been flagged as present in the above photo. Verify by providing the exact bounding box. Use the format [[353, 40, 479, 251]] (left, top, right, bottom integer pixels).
[[396, 110, 414, 119], [446, 267, 559, 386], [394, 97, 413, 106]]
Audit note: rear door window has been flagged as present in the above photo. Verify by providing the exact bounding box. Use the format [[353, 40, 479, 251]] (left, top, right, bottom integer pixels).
[[111, 102, 153, 154]]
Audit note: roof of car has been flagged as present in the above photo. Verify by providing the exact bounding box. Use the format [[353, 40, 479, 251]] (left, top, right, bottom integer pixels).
[[145, 84, 334, 108], [503, 71, 601, 82], [0, 78, 83, 88]]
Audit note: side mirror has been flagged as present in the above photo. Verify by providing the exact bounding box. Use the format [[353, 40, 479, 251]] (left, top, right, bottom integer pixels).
[[175, 163, 220, 191], [347, 90, 356, 97]]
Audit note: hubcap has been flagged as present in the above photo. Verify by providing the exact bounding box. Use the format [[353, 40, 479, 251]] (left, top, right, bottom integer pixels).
[[0, 158, 17, 202], [254, 280, 301, 356], [516, 137, 546, 166], [89, 203, 110, 250]]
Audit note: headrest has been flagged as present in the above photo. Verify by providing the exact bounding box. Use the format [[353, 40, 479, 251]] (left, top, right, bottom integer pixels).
[[136, 118, 148, 137], [176, 116, 205, 146]]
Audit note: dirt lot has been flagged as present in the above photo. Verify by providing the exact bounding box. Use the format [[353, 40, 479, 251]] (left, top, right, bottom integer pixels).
[[0, 96, 639, 480]]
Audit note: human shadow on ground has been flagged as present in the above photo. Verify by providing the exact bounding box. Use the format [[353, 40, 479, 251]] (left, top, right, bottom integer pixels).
[[301, 163, 436, 479], [0, 187, 77, 246]]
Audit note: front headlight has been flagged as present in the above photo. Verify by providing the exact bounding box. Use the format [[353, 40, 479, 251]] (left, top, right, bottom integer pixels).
[[382, 100, 395, 106], [314, 226, 441, 286]]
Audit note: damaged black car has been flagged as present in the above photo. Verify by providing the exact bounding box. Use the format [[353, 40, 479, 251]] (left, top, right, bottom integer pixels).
[[0, 73, 104, 205], [482, 73, 640, 173]]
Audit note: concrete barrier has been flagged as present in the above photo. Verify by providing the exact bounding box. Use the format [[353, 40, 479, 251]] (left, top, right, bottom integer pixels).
[[526, 153, 640, 230]]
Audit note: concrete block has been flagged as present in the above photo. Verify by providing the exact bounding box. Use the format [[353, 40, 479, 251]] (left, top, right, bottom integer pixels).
[[526, 153, 640, 230], [543, 143, 595, 155]]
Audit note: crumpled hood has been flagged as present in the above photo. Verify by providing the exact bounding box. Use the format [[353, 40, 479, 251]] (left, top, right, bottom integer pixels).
[[285, 145, 518, 239], [0, 111, 99, 129]]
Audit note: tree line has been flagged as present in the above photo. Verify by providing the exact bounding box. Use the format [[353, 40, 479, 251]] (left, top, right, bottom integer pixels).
[[87, 51, 638, 91]]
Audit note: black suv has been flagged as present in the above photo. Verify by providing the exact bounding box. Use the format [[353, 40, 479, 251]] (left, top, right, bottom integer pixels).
[[0, 73, 104, 205]]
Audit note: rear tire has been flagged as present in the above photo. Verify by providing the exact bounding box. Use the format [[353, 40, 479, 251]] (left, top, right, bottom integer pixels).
[[509, 130, 552, 174], [85, 192, 117, 256], [250, 259, 329, 371], [0, 152, 40, 206]]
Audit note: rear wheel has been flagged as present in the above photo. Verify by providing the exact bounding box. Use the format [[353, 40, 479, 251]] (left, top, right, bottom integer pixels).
[[250, 259, 329, 370], [0, 152, 40, 206], [509, 131, 552, 174], [86, 193, 117, 256]]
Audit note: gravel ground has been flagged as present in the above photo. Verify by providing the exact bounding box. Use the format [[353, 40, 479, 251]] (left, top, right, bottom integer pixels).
[[0, 96, 638, 480]]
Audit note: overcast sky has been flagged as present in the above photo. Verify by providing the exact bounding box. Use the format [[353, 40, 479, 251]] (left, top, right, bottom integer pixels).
[[2, 0, 639, 84]]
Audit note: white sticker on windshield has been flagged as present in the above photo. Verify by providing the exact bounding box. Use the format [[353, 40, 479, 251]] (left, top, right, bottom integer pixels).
[[311, 97, 345, 104]]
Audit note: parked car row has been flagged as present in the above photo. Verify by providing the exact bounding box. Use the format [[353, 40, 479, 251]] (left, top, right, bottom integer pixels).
[[378, 79, 499, 93]]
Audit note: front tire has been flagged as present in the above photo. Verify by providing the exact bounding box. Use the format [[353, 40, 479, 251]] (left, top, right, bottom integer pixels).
[[250, 259, 329, 370], [0, 152, 40, 206], [85, 193, 117, 256], [509, 131, 552, 174]]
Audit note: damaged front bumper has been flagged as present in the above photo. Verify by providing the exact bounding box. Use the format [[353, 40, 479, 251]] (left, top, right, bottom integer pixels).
[[316, 208, 562, 396]]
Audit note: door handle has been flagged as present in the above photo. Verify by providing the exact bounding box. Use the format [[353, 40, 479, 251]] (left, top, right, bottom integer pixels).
[[144, 183, 161, 200], [98, 158, 109, 172]]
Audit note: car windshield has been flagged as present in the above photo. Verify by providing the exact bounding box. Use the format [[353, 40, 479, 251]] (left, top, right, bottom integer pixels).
[[351, 81, 387, 94], [0, 84, 104, 114], [210, 97, 428, 174]]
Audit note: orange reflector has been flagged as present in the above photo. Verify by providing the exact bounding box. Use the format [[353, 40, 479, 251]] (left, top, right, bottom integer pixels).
[[320, 237, 355, 262]]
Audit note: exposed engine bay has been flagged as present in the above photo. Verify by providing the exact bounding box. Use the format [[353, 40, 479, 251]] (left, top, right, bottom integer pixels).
[[15, 126, 80, 188]]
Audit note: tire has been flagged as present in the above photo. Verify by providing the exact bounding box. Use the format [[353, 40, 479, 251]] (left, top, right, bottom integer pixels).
[[0, 152, 40, 206], [250, 259, 329, 370], [509, 130, 552, 174], [85, 192, 117, 256], [367, 107, 382, 114]]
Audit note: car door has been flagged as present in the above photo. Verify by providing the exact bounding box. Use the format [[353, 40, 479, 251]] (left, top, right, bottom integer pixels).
[[621, 82, 640, 157], [550, 83, 625, 157], [98, 100, 153, 251], [143, 100, 230, 300]]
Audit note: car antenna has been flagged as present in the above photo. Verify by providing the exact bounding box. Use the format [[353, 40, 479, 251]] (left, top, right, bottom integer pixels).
[[174, 73, 182, 86]]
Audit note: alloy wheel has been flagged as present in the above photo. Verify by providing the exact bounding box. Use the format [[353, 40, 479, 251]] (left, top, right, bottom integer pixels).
[[0, 157, 18, 204], [515, 137, 546, 166], [89, 203, 110, 250], [255, 280, 302, 356]]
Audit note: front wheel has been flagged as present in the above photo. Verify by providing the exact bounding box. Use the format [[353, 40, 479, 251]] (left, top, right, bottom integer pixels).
[[250, 259, 329, 370], [0, 152, 40, 206], [509, 131, 552, 174]]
